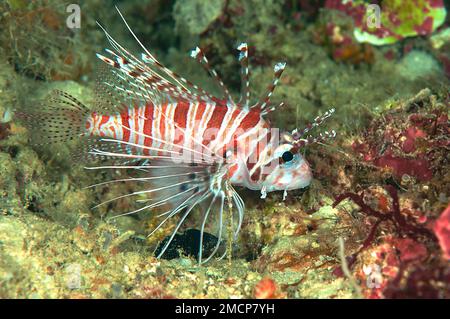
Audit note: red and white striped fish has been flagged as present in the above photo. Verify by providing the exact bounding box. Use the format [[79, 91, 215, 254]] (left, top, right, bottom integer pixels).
[[20, 7, 335, 263]]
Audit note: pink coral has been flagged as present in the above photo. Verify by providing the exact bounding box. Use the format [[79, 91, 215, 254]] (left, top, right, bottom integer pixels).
[[253, 278, 278, 299], [433, 204, 450, 260], [352, 107, 448, 182], [325, 0, 447, 45]]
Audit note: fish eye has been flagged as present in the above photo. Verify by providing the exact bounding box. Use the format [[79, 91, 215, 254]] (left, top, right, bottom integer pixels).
[[281, 151, 294, 163]]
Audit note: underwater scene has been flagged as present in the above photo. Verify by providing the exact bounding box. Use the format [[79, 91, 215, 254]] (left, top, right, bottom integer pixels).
[[0, 0, 449, 300]]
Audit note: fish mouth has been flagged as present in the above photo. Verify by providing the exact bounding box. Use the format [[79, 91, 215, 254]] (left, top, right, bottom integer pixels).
[[259, 162, 313, 192], [284, 165, 313, 191]]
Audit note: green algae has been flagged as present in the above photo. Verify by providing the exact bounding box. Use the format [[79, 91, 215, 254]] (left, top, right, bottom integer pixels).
[[173, 0, 225, 35]]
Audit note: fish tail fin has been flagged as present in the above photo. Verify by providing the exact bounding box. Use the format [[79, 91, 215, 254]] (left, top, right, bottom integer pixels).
[[16, 89, 91, 146]]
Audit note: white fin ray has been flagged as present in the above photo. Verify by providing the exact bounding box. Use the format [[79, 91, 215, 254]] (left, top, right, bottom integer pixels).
[[96, 18, 213, 104], [89, 8, 253, 263]]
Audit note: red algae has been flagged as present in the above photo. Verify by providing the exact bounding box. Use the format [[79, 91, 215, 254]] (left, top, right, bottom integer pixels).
[[433, 204, 450, 260], [352, 98, 448, 183]]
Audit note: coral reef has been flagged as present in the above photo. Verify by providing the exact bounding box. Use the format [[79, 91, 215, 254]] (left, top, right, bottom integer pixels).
[[434, 204, 450, 260], [325, 0, 447, 46], [352, 88, 448, 183]]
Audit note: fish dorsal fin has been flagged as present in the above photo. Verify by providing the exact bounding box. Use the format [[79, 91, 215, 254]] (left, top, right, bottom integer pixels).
[[92, 63, 132, 115], [95, 14, 229, 166], [95, 20, 214, 106]]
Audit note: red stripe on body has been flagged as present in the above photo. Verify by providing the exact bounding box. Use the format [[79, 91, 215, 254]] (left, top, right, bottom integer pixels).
[[218, 108, 241, 157], [158, 102, 168, 156], [143, 102, 153, 155], [133, 105, 140, 145], [205, 103, 227, 131], [120, 110, 131, 143], [173, 100, 190, 146], [246, 130, 272, 183], [194, 102, 207, 124], [173, 100, 189, 129], [202, 103, 228, 147], [238, 109, 261, 131], [98, 115, 110, 137]]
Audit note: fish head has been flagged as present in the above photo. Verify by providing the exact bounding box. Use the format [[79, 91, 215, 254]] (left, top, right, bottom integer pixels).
[[260, 142, 312, 192], [244, 139, 312, 193]]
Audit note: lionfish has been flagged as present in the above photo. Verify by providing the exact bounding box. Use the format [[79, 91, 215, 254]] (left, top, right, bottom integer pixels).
[[20, 8, 335, 263]]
